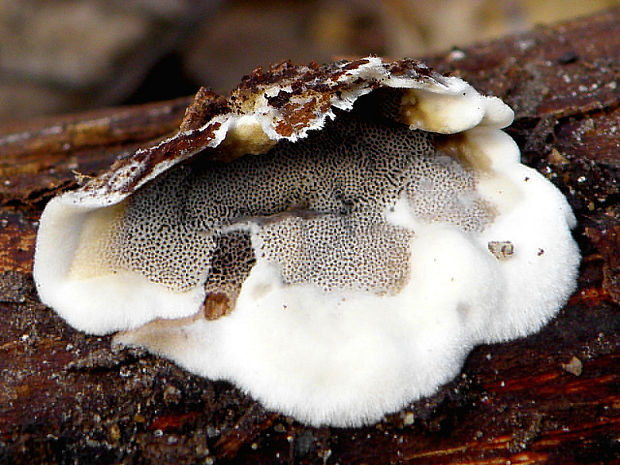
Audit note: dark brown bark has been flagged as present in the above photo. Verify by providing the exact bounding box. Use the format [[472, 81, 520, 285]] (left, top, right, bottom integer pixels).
[[1, 8, 619, 465]]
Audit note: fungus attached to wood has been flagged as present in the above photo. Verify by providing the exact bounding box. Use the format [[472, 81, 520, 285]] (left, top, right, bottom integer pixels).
[[33, 57, 580, 427]]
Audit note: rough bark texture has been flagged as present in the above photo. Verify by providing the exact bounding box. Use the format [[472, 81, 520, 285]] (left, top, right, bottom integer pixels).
[[1, 9, 619, 465]]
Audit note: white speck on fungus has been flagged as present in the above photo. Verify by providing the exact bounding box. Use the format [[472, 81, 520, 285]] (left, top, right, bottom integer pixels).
[[33, 57, 580, 427]]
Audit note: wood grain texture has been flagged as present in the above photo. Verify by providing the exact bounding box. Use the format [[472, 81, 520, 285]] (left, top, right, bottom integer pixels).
[[0, 8, 618, 465]]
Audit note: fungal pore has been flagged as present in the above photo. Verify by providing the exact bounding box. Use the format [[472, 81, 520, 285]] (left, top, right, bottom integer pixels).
[[34, 58, 580, 427]]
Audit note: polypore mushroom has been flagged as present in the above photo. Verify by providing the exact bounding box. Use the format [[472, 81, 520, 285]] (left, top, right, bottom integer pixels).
[[33, 57, 580, 427]]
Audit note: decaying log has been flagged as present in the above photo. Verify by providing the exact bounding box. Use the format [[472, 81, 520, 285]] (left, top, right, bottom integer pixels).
[[1, 8, 619, 465]]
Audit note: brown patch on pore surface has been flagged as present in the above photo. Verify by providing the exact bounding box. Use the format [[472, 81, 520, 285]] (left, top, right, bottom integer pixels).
[[202, 231, 256, 320], [434, 133, 493, 174], [203, 293, 232, 320]]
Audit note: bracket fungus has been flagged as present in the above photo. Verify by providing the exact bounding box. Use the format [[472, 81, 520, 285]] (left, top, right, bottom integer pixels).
[[34, 57, 580, 427]]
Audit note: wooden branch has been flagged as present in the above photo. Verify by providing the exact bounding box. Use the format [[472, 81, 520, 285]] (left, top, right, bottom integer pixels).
[[1, 8, 619, 465]]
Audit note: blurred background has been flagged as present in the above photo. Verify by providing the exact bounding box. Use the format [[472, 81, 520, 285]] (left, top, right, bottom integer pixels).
[[0, 0, 617, 123]]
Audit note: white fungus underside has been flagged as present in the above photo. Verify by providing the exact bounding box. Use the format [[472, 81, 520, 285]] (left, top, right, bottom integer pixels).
[[33, 58, 580, 427]]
